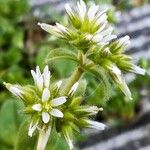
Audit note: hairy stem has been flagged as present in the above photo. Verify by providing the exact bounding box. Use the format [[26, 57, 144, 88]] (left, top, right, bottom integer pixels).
[[61, 66, 83, 95], [37, 127, 51, 150]]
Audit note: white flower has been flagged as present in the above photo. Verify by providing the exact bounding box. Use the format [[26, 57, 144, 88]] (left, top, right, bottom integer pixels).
[[88, 4, 99, 22], [108, 64, 132, 100], [119, 35, 130, 48], [85, 119, 106, 130], [130, 64, 146, 75], [76, 106, 102, 115], [38, 22, 69, 39], [31, 65, 50, 92], [77, 0, 87, 21], [32, 88, 66, 124], [3, 82, 24, 98]]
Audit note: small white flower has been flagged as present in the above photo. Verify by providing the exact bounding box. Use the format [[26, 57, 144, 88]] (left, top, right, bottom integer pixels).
[[43, 65, 50, 88], [108, 64, 132, 100], [85, 119, 106, 130], [119, 35, 130, 47], [69, 82, 79, 95], [56, 23, 68, 33], [37, 22, 63, 38], [31, 66, 51, 92], [65, 4, 74, 17], [131, 64, 146, 75], [4, 82, 24, 98], [88, 4, 99, 22], [32, 88, 66, 124], [77, 0, 87, 21]]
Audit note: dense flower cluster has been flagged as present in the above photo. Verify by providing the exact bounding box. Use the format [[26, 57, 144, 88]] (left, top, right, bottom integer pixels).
[[38, 0, 146, 100], [4, 66, 105, 149]]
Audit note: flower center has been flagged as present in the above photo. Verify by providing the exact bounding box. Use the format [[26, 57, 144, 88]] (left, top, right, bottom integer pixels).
[[43, 102, 52, 111]]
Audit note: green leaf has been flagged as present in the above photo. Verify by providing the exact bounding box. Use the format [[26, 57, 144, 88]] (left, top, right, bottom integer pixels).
[[15, 120, 37, 150], [0, 99, 23, 148], [45, 49, 78, 63]]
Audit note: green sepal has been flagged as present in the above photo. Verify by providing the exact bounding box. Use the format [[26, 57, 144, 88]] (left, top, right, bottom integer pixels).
[[69, 97, 83, 107]]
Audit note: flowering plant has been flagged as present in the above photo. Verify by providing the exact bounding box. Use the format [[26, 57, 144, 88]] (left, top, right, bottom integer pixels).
[[4, 0, 145, 150]]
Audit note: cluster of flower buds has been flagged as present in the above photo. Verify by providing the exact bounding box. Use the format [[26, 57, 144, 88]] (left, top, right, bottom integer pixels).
[[38, 0, 146, 100], [4, 66, 105, 149], [38, 0, 116, 51]]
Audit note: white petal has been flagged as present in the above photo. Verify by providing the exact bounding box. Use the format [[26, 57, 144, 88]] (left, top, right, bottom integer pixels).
[[119, 80, 132, 100], [42, 88, 50, 102], [77, 0, 86, 20], [38, 22, 61, 37], [102, 34, 117, 43], [43, 65, 50, 88], [9, 85, 23, 98], [36, 66, 41, 77], [28, 121, 38, 137], [93, 34, 103, 42], [32, 104, 42, 111], [51, 96, 67, 107], [31, 70, 37, 83], [50, 109, 63, 118], [42, 112, 50, 123], [101, 27, 113, 37], [96, 13, 107, 25], [65, 4, 74, 17], [56, 23, 68, 33], [69, 82, 79, 95], [37, 75, 43, 92], [131, 65, 146, 75], [88, 4, 99, 21], [86, 120, 106, 130], [109, 65, 121, 77], [119, 35, 130, 46]]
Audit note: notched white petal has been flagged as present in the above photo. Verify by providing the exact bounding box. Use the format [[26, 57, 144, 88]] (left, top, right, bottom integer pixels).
[[42, 112, 50, 123], [37, 75, 43, 92], [50, 109, 63, 118], [42, 88, 50, 102], [31, 70, 37, 83], [86, 120, 106, 130], [51, 96, 67, 107]]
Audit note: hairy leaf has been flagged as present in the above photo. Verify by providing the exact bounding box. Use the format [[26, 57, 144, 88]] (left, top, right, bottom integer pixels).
[[45, 49, 78, 63]]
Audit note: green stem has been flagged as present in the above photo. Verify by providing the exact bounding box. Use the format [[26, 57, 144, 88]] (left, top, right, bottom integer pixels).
[[61, 66, 83, 95]]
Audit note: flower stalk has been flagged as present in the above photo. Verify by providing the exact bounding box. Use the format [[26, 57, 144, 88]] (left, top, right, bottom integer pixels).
[[37, 127, 51, 150], [61, 66, 84, 95]]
